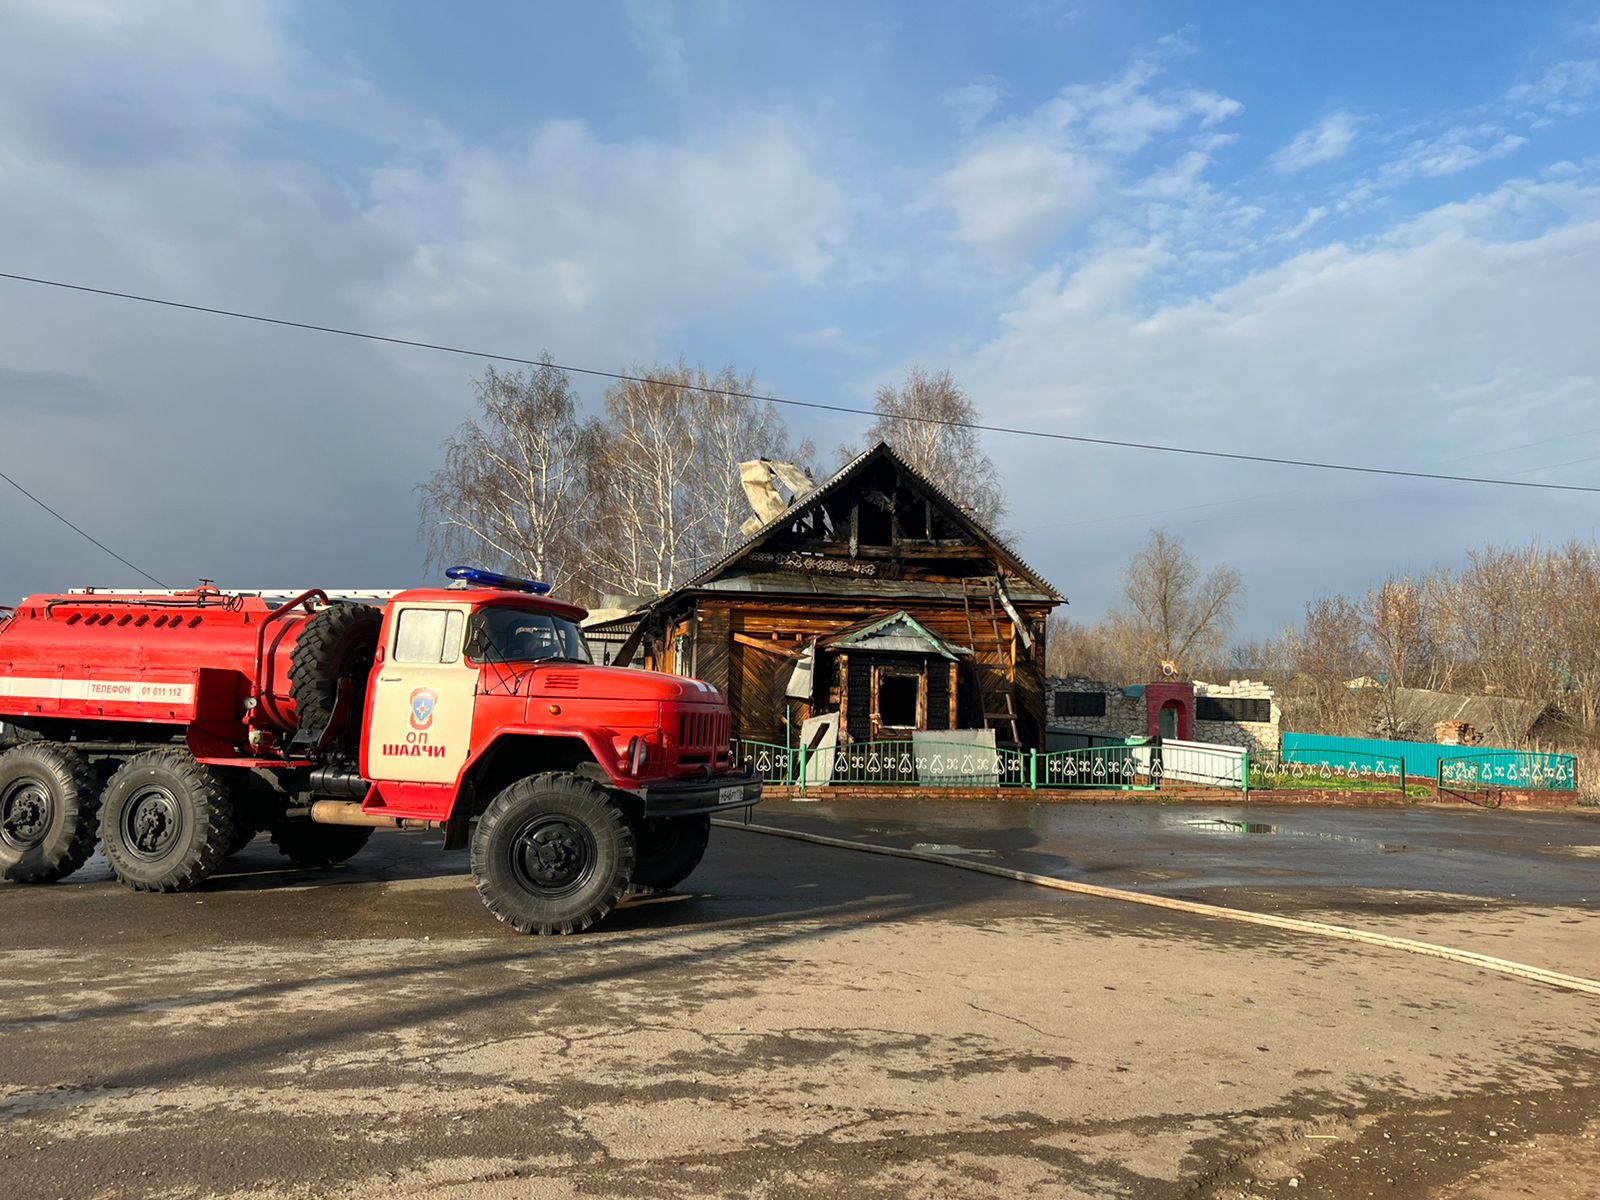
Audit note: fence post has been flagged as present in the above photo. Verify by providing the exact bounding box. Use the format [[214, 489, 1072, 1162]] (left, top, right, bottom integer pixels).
[[1029, 748, 1038, 789], [1241, 748, 1250, 797], [797, 742, 807, 792]]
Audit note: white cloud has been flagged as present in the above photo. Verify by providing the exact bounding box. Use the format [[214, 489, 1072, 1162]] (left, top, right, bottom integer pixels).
[[934, 130, 1105, 258], [945, 78, 1007, 132], [368, 115, 855, 337], [1508, 59, 1600, 116], [624, 0, 688, 91], [1383, 126, 1528, 181], [1050, 61, 1242, 154], [929, 55, 1242, 261], [1274, 206, 1328, 242], [1271, 112, 1358, 172], [790, 326, 877, 358]]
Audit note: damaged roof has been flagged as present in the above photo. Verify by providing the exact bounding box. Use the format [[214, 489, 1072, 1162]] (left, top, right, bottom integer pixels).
[[680, 440, 1065, 603], [1390, 687, 1552, 743]]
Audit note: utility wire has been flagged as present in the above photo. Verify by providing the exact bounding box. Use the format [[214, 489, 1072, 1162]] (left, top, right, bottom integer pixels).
[[0, 468, 168, 587], [3, 268, 1600, 496]]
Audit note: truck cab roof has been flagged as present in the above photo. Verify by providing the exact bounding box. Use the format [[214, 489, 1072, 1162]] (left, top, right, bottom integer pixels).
[[391, 587, 588, 624]]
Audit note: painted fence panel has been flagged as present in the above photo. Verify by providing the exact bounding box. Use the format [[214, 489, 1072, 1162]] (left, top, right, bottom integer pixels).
[[1157, 738, 1246, 788], [1437, 750, 1577, 791], [1283, 733, 1575, 790]]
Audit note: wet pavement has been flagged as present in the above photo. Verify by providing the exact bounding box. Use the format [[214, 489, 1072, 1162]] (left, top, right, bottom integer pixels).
[[754, 797, 1600, 907], [0, 803, 1597, 1199]]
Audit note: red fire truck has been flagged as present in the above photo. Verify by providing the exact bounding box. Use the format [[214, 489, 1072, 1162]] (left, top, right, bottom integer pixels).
[[0, 567, 759, 934]]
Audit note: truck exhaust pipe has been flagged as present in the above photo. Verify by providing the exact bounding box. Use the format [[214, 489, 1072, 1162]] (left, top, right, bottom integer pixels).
[[307, 800, 443, 831]]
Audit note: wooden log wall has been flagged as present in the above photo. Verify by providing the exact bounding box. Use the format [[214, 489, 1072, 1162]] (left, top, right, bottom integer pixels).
[[691, 594, 1051, 747]]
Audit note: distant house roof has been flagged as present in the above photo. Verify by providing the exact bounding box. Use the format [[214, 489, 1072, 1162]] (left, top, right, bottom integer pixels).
[[818, 611, 969, 660], [1391, 687, 1551, 744]]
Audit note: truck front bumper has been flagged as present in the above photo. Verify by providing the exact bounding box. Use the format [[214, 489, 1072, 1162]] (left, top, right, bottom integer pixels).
[[636, 769, 762, 817]]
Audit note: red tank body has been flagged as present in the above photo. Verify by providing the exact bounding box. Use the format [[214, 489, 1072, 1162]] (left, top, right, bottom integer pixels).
[[0, 587, 315, 754]]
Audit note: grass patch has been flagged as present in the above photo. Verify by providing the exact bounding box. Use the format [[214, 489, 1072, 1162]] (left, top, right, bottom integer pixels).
[[1250, 771, 1428, 797]]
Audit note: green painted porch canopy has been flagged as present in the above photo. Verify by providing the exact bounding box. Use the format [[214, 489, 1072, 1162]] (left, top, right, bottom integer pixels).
[[817, 611, 970, 660]]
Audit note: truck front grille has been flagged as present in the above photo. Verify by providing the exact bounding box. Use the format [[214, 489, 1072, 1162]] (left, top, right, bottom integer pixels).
[[677, 708, 731, 767]]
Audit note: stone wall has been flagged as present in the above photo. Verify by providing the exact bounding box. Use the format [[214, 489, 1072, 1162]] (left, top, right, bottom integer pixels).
[[1046, 676, 1281, 753], [1193, 679, 1281, 754], [1044, 676, 1146, 739]]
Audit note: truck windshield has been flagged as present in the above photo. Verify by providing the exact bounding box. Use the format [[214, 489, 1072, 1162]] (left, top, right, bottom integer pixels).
[[469, 607, 592, 665]]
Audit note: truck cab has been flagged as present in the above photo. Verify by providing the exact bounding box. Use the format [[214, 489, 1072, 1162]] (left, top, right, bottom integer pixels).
[[357, 579, 753, 819]]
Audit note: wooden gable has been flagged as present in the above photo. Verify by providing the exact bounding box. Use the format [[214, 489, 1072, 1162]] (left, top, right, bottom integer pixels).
[[682, 442, 1061, 601]]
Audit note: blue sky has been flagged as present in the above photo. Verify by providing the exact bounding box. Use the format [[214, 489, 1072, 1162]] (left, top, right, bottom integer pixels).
[[3, 1, 1600, 645]]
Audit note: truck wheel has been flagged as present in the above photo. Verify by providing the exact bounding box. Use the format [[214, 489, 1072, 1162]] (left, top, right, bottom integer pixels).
[[0, 743, 101, 884], [100, 750, 234, 892], [270, 822, 372, 868], [289, 603, 383, 740], [632, 815, 711, 892], [471, 773, 636, 935]]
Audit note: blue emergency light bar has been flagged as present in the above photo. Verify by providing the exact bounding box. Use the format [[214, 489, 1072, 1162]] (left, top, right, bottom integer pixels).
[[445, 566, 552, 594]]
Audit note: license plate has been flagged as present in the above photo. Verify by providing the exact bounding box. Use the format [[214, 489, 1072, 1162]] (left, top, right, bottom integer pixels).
[[718, 785, 744, 805]]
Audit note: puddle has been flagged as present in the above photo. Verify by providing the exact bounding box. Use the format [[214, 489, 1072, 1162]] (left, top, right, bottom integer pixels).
[[911, 843, 997, 858], [1184, 818, 1413, 854], [1187, 819, 1278, 835]]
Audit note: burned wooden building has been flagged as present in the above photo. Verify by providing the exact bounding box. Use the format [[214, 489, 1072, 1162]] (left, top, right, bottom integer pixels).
[[600, 442, 1063, 750]]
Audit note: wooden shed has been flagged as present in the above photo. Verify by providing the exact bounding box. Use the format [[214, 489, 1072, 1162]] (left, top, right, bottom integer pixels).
[[601, 442, 1064, 750]]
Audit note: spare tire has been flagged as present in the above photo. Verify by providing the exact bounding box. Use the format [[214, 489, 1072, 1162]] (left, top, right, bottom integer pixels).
[[289, 603, 383, 742]]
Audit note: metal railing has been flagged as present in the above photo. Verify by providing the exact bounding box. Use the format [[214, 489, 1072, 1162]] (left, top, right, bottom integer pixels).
[[1437, 750, 1577, 792], [736, 736, 1583, 798], [1034, 744, 1158, 790], [1247, 749, 1408, 797], [734, 739, 1160, 790]]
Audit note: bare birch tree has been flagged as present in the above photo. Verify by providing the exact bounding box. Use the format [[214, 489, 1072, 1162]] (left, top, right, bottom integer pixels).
[[854, 366, 1007, 529], [690, 369, 815, 563], [1548, 541, 1600, 733], [1105, 529, 1242, 678], [583, 363, 809, 598], [585, 368, 702, 598], [1045, 613, 1119, 681], [1287, 595, 1369, 733], [1364, 575, 1442, 737], [417, 360, 588, 597]]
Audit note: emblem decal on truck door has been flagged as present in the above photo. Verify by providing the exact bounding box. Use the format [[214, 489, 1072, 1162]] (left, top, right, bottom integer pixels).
[[409, 687, 439, 730]]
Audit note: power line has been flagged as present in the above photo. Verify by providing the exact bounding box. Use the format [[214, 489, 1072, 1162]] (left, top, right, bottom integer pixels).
[[0, 468, 168, 587], [3, 268, 1600, 496]]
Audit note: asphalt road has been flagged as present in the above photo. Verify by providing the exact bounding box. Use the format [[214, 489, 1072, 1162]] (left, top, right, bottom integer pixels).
[[1, 800, 1598, 1199]]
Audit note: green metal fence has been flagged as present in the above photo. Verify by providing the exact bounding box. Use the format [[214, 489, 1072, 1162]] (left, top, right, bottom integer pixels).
[[1437, 750, 1577, 792], [1248, 749, 1408, 797], [1034, 744, 1158, 790], [734, 739, 1160, 791], [737, 738, 1580, 796], [739, 741, 801, 786]]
